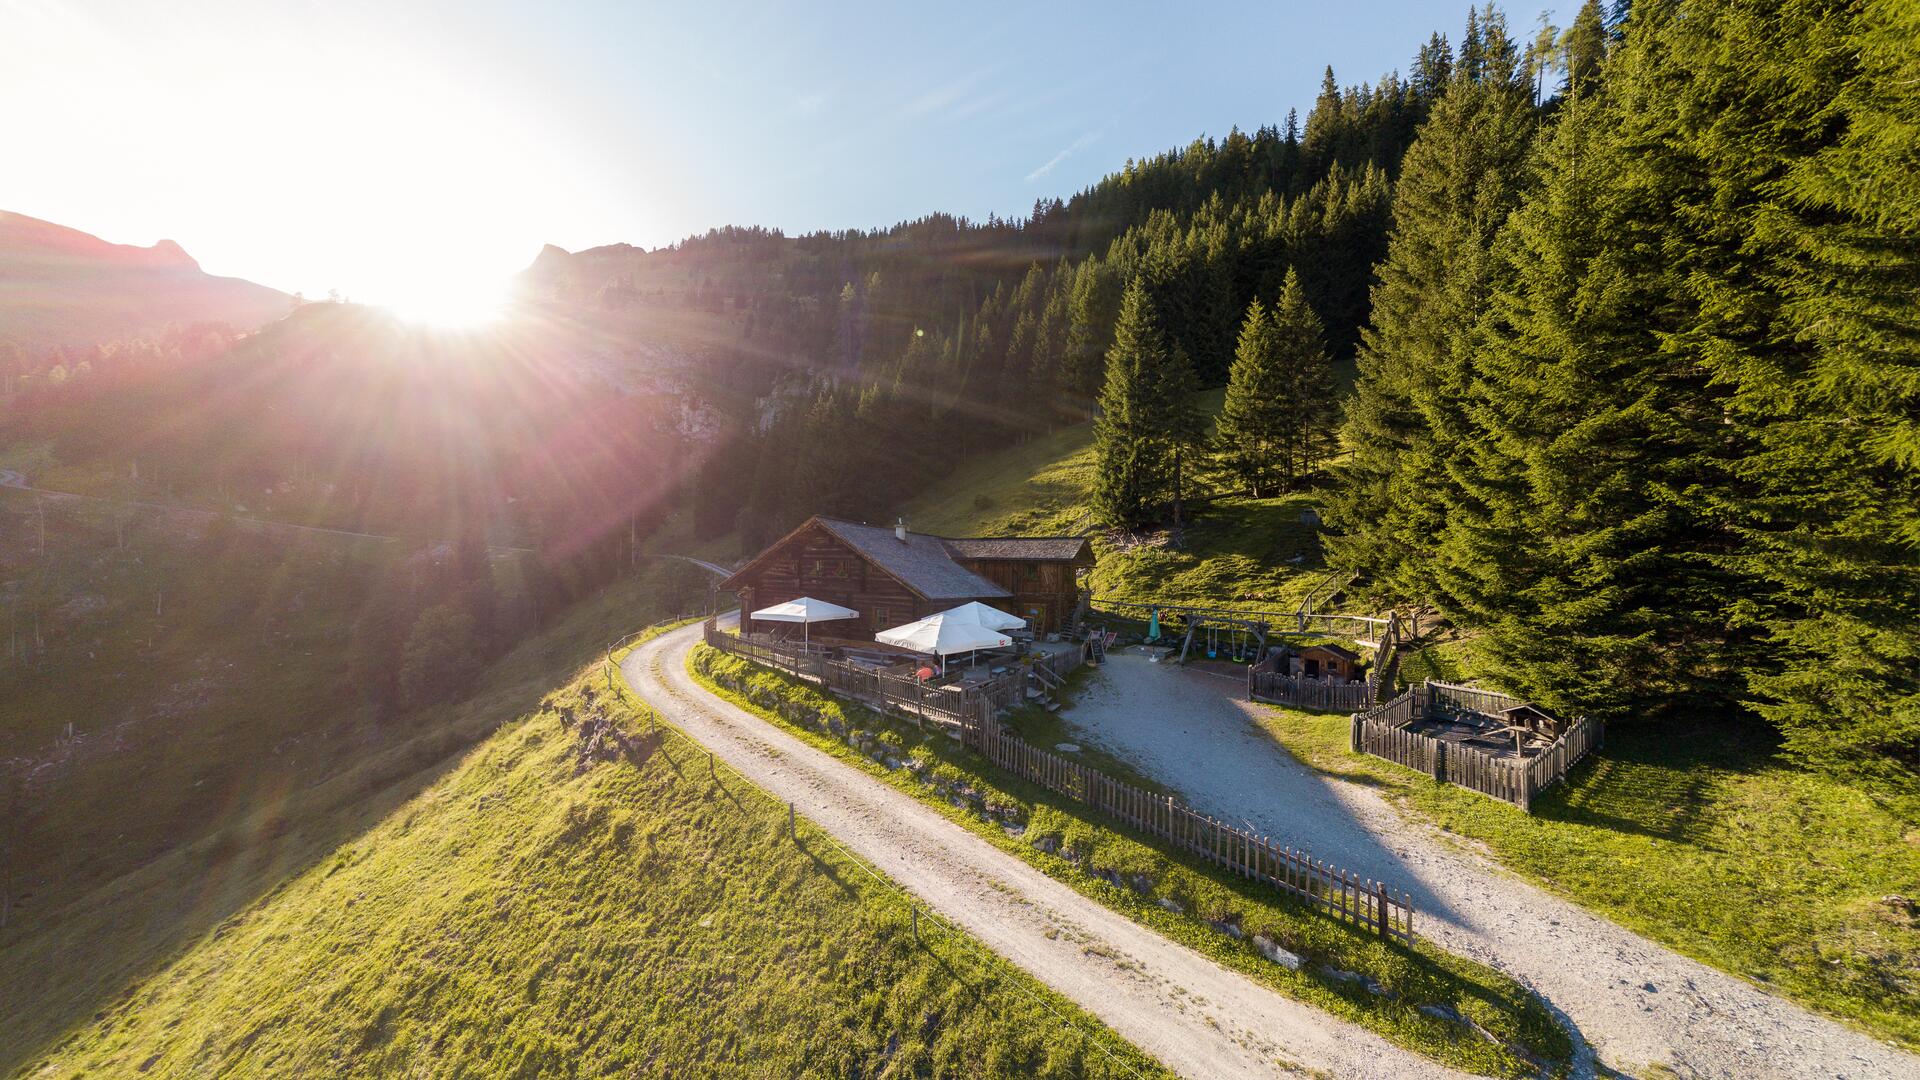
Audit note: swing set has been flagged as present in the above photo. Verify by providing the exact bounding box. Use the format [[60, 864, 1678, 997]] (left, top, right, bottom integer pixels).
[[1144, 606, 1269, 666]]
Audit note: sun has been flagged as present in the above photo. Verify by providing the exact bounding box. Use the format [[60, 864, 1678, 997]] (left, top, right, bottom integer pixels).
[[383, 273, 511, 329]]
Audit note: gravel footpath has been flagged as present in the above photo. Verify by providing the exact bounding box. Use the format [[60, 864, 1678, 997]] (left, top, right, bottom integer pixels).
[[623, 620, 1471, 1080], [1058, 647, 1918, 1080]]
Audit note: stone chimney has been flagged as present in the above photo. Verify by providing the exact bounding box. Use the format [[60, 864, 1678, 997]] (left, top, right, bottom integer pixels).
[[895, 518, 908, 542]]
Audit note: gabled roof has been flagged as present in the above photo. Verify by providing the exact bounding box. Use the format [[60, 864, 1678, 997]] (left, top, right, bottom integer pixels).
[[814, 518, 1011, 600], [720, 516, 1016, 601], [942, 536, 1093, 564], [1302, 642, 1361, 661]]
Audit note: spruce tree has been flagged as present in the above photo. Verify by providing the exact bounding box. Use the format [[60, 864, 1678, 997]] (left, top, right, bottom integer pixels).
[[1270, 268, 1338, 482], [1155, 343, 1205, 531], [1699, 0, 1920, 777], [1092, 279, 1172, 530], [1215, 298, 1287, 497], [1216, 269, 1336, 497], [1326, 5, 1537, 605], [1559, 0, 1607, 97]]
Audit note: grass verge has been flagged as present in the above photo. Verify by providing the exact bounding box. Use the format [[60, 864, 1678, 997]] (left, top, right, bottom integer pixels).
[[686, 644, 1574, 1078], [1254, 705, 1920, 1049], [23, 656, 1164, 1078]]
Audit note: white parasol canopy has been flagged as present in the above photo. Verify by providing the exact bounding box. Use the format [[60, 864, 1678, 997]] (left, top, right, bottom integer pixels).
[[750, 597, 859, 646], [875, 611, 1013, 662], [937, 601, 1027, 631]]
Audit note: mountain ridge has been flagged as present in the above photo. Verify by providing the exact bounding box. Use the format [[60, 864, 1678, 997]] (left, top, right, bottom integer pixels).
[[0, 210, 291, 353]]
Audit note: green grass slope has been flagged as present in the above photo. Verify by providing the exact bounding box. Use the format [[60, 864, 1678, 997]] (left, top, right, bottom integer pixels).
[[20, 643, 1163, 1078], [902, 392, 1341, 615], [0, 503, 703, 1073]]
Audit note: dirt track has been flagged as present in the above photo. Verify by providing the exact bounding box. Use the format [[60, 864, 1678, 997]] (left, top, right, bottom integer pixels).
[[622, 620, 1470, 1080]]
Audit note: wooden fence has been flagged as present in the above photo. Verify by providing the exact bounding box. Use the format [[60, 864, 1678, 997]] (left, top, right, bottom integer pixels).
[[1247, 659, 1377, 711], [1350, 682, 1603, 812], [961, 710, 1415, 943]]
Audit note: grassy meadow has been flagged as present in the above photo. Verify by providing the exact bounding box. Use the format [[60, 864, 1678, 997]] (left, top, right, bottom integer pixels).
[[903, 391, 1343, 615]]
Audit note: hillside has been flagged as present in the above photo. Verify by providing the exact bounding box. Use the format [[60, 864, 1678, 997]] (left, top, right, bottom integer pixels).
[[902, 392, 1342, 617], [0, 211, 291, 355], [16, 631, 1160, 1078], [0, 525, 702, 1072]]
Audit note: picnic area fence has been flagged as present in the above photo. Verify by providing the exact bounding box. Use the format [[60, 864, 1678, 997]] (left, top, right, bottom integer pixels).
[[702, 619, 1082, 727], [709, 616, 1418, 942], [1350, 680, 1603, 812]]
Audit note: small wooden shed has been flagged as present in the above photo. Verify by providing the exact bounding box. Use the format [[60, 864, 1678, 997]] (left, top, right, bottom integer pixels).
[[1289, 643, 1362, 682]]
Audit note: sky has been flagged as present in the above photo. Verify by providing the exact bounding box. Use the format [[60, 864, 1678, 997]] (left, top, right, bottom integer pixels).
[[2, 0, 1577, 312]]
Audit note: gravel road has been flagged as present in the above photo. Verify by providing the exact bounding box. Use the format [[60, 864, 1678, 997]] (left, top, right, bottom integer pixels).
[[1057, 648, 1918, 1080], [623, 620, 1472, 1080]]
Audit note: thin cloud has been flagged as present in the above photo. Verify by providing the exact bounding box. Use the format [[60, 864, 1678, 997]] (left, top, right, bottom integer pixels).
[[1025, 130, 1101, 183], [899, 67, 994, 119]]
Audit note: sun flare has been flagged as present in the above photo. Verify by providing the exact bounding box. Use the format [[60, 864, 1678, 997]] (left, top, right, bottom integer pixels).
[[382, 275, 511, 329]]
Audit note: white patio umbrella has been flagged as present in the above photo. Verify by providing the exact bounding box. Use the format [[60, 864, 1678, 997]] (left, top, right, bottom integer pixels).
[[937, 601, 1027, 632], [875, 611, 1013, 674], [749, 597, 859, 647]]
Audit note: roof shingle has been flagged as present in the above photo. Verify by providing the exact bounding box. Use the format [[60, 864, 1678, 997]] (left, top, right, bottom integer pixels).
[[814, 518, 1011, 600]]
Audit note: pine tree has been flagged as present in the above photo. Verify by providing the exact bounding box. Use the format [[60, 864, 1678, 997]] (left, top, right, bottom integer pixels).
[[1559, 0, 1607, 98], [1215, 298, 1287, 497], [1698, 0, 1920, 777], [1092, 279, 1172, 530], [1215, 269, 1336, 497], [1326, 5, 1537, 604], [1270, 268, 1338, 482]]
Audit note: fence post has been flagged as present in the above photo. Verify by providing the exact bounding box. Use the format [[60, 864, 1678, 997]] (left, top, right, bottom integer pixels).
[[1431, 741, 1446, 785], [1349, 713, 1363, 752]]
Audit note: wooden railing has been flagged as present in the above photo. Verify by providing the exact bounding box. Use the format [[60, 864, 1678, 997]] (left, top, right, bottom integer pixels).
[[1350, 680, 1602, 812], [704, 620, 981, 726], [702, 619, 1086, 728], [961, 709, 1415, 943]]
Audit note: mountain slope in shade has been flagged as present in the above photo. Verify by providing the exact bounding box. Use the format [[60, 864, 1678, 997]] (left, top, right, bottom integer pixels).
[[0, 211, 292, 352]]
